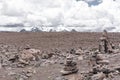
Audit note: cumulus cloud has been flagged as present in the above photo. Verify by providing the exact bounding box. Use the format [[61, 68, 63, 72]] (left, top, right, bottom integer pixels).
[[0, 0, 120, 32]]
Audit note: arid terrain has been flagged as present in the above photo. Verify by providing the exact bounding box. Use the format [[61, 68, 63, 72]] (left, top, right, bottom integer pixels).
[[0, 32, 120, 49], [0, 32, 120, 80]]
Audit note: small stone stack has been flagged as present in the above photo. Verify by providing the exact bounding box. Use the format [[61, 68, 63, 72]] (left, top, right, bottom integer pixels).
[[61, 56, 78, 75]]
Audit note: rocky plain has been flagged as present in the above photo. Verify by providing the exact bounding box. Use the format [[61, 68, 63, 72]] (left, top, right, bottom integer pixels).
[[0, 32, 120, 80]]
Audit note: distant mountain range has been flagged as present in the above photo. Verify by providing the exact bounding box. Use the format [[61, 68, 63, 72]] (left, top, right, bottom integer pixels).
[[20, 27, 77, 32]]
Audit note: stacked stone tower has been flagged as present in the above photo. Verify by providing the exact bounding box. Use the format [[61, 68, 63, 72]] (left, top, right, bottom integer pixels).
[[61, 56, 78, 75], [99, 30, 113, 53]]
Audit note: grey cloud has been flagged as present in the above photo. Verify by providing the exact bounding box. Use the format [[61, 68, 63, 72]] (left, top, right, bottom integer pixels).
[[0, 23, 24, 27]]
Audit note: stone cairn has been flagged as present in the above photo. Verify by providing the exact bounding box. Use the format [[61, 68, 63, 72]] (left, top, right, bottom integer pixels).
[[89, 51, 109, 67], [61, 56, 78, 75], [84, 30, 115, 80], [99, 30, 113, 54]]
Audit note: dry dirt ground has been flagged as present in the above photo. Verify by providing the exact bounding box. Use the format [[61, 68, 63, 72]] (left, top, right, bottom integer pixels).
[[0, 32, 120, 80], [0, 32, 120, 49]]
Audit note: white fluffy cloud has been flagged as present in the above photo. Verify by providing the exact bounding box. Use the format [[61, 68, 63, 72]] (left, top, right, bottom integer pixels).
[[0, 0, 120, 32]]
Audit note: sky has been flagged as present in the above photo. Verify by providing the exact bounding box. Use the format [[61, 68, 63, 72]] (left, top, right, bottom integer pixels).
[[0, 0, 120, 32]]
